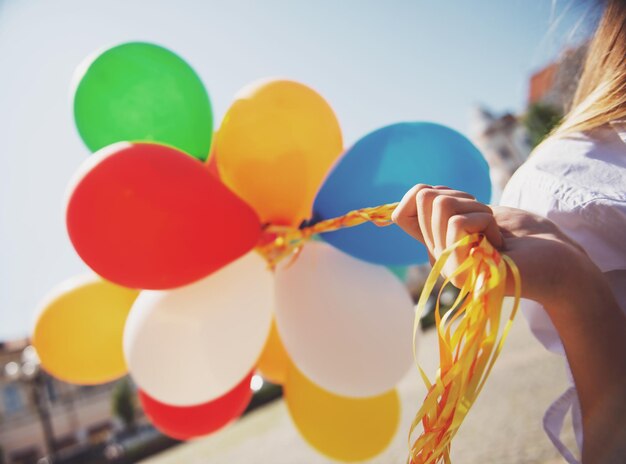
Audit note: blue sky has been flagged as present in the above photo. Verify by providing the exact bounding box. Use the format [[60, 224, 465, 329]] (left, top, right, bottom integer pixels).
[[0, 0, 593, 340]]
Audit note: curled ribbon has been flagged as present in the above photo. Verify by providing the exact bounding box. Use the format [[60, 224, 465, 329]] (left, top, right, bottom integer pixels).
[[408, 234, 520, 464], [256, 204, 521, 464]]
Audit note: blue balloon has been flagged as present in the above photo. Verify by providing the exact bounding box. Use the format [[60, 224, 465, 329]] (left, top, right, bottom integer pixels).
[[313, 122, 491, 265]]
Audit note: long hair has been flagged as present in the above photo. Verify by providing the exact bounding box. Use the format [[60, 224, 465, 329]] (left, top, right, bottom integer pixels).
[[554, 0, 626, 136]]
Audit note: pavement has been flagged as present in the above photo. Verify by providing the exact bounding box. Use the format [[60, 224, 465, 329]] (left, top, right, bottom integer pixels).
[[142, 300, 577, 464]]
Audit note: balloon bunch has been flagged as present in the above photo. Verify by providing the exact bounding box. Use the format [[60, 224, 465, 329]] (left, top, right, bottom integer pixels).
[[32, 42, 494, 462]]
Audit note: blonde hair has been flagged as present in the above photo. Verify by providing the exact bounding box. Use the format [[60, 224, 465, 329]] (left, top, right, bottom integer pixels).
[[554, 0, 626, 136]]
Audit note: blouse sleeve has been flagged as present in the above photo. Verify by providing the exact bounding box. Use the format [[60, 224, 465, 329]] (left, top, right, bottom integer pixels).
[[501, 155, 626, 348], [501, 154, 626, 274], [499, 138, 626, 463]]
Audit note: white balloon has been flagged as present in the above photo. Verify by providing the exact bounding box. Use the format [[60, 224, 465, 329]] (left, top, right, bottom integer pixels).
[[275, 242, 414, 397], [124, 251, 273, 406]]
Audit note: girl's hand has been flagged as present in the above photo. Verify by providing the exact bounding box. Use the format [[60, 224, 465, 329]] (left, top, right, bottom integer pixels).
[[391, 184, 593, 306], [393, 184, 626, 463]]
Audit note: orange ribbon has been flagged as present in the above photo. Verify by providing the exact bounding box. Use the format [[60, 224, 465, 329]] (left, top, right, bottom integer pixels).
[[256, 202, 398, 268]]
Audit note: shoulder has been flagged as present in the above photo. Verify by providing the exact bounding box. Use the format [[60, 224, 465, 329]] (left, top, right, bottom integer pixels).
[[501, 125, 626, 272], [502, 125, 626, 208]]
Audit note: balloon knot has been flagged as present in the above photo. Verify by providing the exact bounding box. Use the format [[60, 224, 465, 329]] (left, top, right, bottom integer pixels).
[[255, 202, 399, 269]]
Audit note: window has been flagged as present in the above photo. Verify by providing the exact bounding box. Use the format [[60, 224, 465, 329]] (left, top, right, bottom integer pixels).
[[3, 384, 23, 415], [45, 377, 57, 403], [499, 146, 513, 160]]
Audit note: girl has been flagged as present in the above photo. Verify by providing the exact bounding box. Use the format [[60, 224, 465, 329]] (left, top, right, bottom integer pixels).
[[392, 1, 626, 462]]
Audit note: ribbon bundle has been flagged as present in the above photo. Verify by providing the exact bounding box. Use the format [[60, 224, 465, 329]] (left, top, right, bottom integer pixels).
[[408, 233, 520, 463], [260, 203, 521, 464]]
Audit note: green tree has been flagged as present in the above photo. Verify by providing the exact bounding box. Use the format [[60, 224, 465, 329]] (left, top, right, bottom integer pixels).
[[112, 378, 137, 432], [523, 102, 563, 148]]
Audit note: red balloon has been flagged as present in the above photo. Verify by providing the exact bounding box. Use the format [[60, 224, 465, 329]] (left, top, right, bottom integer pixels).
[[66, 142, 261, 289], [139, 372, 253, 440]]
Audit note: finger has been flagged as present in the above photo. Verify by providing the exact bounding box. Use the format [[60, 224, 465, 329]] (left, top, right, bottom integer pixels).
[[446, 212, 503, 252], [432, 195, 492, 255], [432, 186, 476, 199], [391, 184, 431, 242], [416, 187, 475, 256], [415, 187, 440, 255]]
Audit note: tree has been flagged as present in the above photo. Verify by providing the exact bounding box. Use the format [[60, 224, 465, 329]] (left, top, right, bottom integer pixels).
[[111, 378, 137, 433], [523, 102, 563, 148]]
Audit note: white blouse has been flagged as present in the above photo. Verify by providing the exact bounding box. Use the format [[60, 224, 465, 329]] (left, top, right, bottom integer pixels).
[[500, 123, 626, 463]]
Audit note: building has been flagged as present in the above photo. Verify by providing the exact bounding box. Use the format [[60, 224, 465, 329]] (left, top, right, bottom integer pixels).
[[470, 106, 531, 202], [470, 44, 587, 202], [0, 340, 126, 464], [528, 44, 587, 112]]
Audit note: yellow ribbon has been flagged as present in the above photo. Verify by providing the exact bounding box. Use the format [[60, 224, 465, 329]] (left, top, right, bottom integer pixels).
[[408, 234, 520, 463], [256, 204, 521, 464]]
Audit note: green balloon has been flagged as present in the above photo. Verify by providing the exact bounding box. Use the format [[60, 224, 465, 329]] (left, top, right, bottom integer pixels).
[[74, 42, 213, 160], [387, 265, 408, 282]]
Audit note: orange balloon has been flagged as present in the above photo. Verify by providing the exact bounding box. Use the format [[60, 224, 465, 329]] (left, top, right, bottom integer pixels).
[[257, 319, 289, 384], [214, 79, 343, 226], [284, 362, 400, 462], [32, 276, 139, 385]]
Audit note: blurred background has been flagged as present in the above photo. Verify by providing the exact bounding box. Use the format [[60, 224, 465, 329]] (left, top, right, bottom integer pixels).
[[0, 0, 595, 463]]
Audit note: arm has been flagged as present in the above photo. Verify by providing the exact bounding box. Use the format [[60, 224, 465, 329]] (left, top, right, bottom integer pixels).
[[392, 184, 626, 464], [546, 257, 626, 464]]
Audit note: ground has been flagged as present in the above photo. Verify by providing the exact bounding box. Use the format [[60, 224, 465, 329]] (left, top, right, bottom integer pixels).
[[142, 301, 577, 464]]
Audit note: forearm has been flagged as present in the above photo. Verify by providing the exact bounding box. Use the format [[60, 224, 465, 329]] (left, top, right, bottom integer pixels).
[[542, 255, 626, 463]]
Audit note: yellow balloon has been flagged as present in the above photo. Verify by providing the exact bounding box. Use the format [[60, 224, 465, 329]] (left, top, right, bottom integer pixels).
[[257, 319, 289, 384], [284, 363, 400, 462], [214, 79, 343, 226], [32, 275, 138, 385]]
